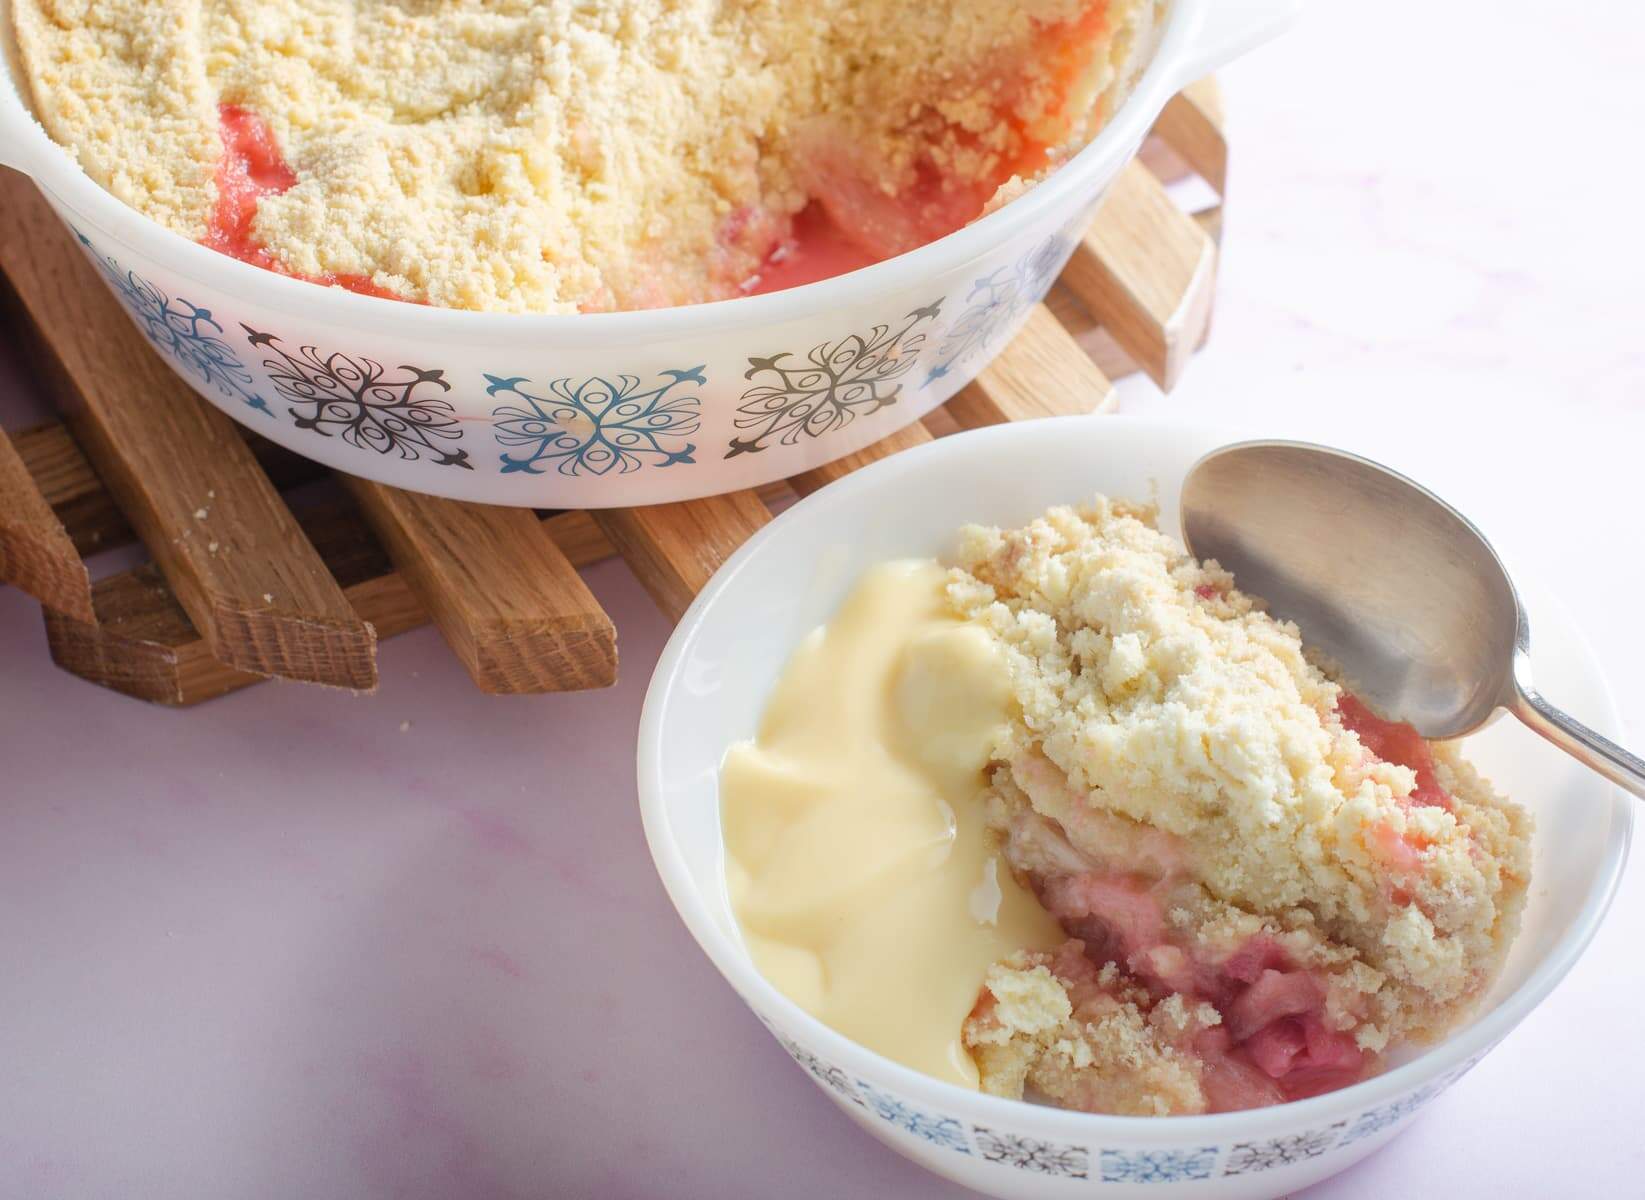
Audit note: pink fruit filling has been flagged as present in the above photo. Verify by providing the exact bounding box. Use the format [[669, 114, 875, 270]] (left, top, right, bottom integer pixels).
[[196, 1, 1122, 307], [1338, 692, 1462, 906], [1338, 692, 1454, 811], [1037, 872, 1369, 1110], [980, 693, 1471, 1111], [205, 106, 413, 302], [205, 103, 888, 303], [958, 501, 1531, 1118], [743, 203, 879, 297], [765, 0, 1121, 286]]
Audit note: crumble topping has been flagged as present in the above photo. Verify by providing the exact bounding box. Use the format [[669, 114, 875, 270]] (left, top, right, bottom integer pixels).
[[949, 500, 1532, 1112], [14, 0, 1161, 312], [965, 945, 1214, 1116]]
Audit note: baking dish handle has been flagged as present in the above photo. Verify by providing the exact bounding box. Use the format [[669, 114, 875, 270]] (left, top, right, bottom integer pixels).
[[1171, 0, 1302, 86], [0, 141, 35, 174], [0, 78, 43, 175]]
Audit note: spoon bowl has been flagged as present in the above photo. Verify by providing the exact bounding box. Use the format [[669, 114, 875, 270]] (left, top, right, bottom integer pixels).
[[1181, 440, 1645, 798]]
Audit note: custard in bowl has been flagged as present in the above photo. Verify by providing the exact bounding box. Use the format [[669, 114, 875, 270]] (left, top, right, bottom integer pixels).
[[638, 417, 1630, 1198], [0, 1, 1295, 507]]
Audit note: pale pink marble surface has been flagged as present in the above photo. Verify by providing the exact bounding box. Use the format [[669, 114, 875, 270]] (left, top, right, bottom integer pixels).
[[3, 2, 1643, 1196]]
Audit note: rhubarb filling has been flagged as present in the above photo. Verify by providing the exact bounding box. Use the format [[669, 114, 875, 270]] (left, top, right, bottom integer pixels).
[[191, 0, 1125, 307], [15, 0, 1163, 312], [951, 500, 1531, 1115], [203, 100, 879, 303], [205, 106, 409, 302]]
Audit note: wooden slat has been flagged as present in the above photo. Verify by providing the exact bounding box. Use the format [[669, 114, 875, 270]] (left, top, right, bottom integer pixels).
[[1040, 284, 1136, 379], [9, 420, 322, 557], [8, 413, 777, 569], [1136, 136, 1192, 187], [0, 423, 93, 621], [8, 421, 132, 557], [594, 491, 773, 624], [536, 511, 613, 567], [1060, 160, 1217, 390], [0, 172, 376, 689], [1195, 206, 1223, 245], [41, 494, 405, 705], [43, 569, 259, 705], [41, 499, 616, 706], [945, 303, 1115, 428], [1152, 77, 1227, 196], [343, 478, 617, 693]]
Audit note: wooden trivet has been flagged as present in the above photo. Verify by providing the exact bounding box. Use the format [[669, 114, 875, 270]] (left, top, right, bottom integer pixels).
[[0, 81, 1226, 705]]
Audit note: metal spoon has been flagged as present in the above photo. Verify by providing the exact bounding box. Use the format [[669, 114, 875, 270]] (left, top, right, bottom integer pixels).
[[1180, 440, 1645, 799]]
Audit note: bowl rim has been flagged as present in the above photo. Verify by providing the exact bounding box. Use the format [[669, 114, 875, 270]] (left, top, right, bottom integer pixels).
[[636, 413, 1636, 1142], [0, 0, 1200, 346]]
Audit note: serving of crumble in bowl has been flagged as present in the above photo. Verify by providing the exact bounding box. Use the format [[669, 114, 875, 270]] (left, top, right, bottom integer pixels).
[[0, 0, 1293, 508], [637, 416, 1631, 1199]]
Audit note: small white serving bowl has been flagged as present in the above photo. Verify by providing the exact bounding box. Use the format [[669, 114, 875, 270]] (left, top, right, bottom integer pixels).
[[637, 416, 1632, 1199], [0, 0, 1294, 508]]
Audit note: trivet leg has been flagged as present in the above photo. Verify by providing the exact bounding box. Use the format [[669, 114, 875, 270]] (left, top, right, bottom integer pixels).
[[345, 478, 618, 693], [594, 492, 773, 625], [0, 424, 92, 621], [1061, 161, 1218, 391], [946, 304, 1116, 428], [0, 173, 378, 689]]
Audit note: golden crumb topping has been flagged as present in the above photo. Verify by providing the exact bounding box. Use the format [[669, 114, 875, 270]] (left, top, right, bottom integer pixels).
[[948, 500, 1532, 1028], [965, 948, 1213, 1116], [14, 0, 1161, 312]]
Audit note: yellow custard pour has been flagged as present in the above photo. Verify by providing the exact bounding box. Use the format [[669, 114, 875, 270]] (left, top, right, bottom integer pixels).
[[721, 560, 1063, 1088]]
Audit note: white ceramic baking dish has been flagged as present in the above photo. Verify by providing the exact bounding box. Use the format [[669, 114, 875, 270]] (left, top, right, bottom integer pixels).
[[0, 1, 1295, 508]]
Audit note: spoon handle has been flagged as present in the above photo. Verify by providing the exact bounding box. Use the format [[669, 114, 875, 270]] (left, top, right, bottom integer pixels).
[[1510, 686, 1645, 801]]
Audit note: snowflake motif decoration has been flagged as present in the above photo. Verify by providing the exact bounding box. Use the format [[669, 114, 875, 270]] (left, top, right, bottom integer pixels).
[[925, 234, 1072, 384], [76, 232, 272, 417], [486, 368, 702, 477], [725, 300, 942, 458], [854, 1081, 970, 1154], [1099, 1147, 1219, 1184], [972, 1128, 1088, 1178], [774, 1036, 863, 1107], [1222, 1123, 1347, 1176], [1338, 1083, 1442, 1148], [241, 327, 470, 467]]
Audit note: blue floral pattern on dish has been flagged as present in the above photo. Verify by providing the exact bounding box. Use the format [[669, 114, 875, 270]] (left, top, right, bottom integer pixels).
[[853, 1081, 969, 1154], [774, 1035, 863, 1107], [972, 1128, 1088, 1178], [487, 368, 702, 477], [1338, 1083, 1443, 1147], [1222, 1123, 1346, 1175], [925, 234, 1072, 384], [725, 300, 942, 457], [76, 231, 272, 417], [242, 327, 470, 467], [1099, 1147, 1219, 1184]]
